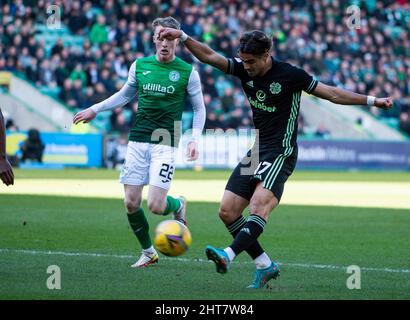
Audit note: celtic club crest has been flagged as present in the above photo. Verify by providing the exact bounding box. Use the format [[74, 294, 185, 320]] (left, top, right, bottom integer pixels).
[[270, 82, 281, 94]]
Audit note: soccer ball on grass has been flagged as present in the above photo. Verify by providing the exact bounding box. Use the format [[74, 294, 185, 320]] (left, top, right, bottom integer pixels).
[[154, 220, 192, 257]]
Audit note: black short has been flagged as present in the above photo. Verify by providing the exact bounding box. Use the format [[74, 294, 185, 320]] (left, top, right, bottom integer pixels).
[[225, 147, 298, 202]]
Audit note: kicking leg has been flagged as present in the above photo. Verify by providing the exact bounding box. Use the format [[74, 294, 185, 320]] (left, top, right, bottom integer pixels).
[[229, 183, 280, 287], [229, 182, 278, 256], [219, 190, 266, 263], [147, 144, 186, 224], [205, 189, 270, 274], [147, 185, 186, 224]]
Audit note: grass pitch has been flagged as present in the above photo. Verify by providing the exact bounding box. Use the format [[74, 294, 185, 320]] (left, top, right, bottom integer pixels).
[[0, 169, 409, 300]]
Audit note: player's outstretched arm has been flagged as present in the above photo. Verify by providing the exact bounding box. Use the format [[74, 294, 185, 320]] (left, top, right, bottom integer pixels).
[[312, 82, 393, 110], [73, 61, 138, 125], [158, 28, 228, 73], [0, 109, 14, 186], [73, 83, 137, 125]]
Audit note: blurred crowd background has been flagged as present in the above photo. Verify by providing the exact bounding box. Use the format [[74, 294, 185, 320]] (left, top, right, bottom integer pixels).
[[1, 0, 409, 137]]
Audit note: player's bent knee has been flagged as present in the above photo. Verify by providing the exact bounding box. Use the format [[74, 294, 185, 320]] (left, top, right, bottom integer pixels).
[[218, 206, 235, 224], [148, 200, 165, 215]]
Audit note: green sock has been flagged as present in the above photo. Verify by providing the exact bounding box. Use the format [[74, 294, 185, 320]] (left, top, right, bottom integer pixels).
[[127, 208, 152, 249], [163, 196, 181, 215]]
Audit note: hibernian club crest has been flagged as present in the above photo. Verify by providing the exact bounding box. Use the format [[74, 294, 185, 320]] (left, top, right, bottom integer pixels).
[[169, 71, 180, 82], [270, 82, 281, 94]]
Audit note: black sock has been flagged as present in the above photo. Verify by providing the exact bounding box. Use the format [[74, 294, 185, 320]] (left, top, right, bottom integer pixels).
[[230, 214, 266, 256], [226, 215, 264, 259]]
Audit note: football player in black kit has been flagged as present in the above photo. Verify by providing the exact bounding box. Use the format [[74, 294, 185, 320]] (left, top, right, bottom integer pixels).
[[159, 28, 393, 288]]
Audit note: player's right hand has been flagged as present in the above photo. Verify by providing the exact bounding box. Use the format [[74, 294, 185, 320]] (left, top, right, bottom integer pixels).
[[375, 97, 393, 110], [0, 158, 14, 186], [158, 28, 182, 41], [73, 108, 97, 124]]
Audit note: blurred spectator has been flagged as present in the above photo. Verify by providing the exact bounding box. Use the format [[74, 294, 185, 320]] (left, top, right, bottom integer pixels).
[[105, 133, 129, 169], [6, 118, 19, 132], [314, 123, 331, 139], [20, 128, 45, 163], [71, 79, 87, 108], [58, 79, 77, 107], [100, 68, 115, 93], [55, 60, 70, 87], [70, 63, 87, 86], [221, 87, 235, 113], [68, 1, 89, 35], [89, 15, 109, 45], [110, 109, 131, 134], [51, 39, 64, 56], [38, 59, 55, 86], [399, 112, 410, 135], [297, 114, 306, 136], [399, 97, 410, 135], [110, 134, 128, 169]]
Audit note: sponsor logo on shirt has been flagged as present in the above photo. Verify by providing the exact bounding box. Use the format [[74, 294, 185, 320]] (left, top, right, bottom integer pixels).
[[248, 96, 276, 113], [143, 83, 175, 95]]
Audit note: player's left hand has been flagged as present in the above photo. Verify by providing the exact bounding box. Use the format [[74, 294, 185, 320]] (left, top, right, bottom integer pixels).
[[187, 141, 199, 161], [375, 97, 393, 110]]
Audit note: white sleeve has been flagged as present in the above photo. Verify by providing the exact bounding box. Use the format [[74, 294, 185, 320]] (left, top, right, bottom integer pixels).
[[90, 61, 138, 113], [187, 69, 206, 140], [126, 61, 138, 87]]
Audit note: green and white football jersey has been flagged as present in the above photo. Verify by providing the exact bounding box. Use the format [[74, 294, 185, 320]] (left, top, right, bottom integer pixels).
[[129, 55, 193, 147]]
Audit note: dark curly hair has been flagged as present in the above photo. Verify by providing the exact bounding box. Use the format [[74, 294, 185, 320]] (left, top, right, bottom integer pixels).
[[239, 30, 272, 55]]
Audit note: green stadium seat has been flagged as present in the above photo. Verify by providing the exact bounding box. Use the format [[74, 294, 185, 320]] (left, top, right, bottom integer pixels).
[[381, 118, 400, 129], [39, 86, 61, 98]]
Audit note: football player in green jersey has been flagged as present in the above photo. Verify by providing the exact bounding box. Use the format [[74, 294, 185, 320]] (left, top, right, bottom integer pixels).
[[73, 17, 206, 268]]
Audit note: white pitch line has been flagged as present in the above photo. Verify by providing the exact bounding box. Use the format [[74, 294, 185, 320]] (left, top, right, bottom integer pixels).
[[1, 248, 409, 274]]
